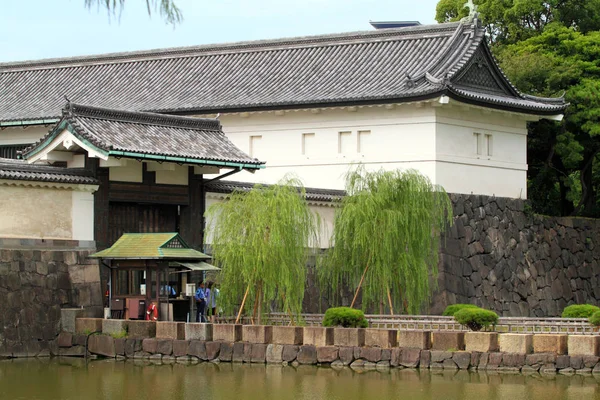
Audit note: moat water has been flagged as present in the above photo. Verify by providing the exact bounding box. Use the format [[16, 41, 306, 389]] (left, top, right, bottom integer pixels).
[[1, 358, 599, 400]]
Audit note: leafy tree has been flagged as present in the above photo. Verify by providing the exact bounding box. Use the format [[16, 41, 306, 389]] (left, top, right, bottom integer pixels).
[[84, 0, 182, 25], [205, 177, 320, 324], [320, 167, 452, 315], [498, 25, 600, 216]]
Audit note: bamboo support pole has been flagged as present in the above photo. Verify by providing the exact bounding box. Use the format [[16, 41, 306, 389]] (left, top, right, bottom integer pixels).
[[387, 287, 394, 316], [235, 284, 251, 324], [350, 263, 370, 308]]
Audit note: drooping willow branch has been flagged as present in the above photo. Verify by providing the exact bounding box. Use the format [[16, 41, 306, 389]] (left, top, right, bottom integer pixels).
[[84, 0, 183, 25], [320, 166, 453, 314], [206, 176, 321, 324]]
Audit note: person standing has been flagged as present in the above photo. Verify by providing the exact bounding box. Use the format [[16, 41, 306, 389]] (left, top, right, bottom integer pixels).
[[205, 282, 212, 321], [194, 281, 207, 322]]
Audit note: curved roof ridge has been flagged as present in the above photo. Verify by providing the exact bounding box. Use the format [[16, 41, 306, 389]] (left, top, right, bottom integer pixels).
[[64, 103, 222, 131], [0, 22, 462, 72]]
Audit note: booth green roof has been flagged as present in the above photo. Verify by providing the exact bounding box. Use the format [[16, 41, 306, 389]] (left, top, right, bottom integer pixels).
[[90, 233, 210, 260]]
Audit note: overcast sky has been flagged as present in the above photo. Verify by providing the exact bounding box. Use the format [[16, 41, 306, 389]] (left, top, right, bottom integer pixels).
[[1, 0, 440, 62]]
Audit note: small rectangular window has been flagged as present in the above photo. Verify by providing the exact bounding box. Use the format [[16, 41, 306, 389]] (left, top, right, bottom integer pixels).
[[302, 133, 315, 156], [473, 132, 482, 155], [485, 134, 493, 156], [249, 135, 262, 158], [338, 131, 352, 154], [357, 130, 372, 153]]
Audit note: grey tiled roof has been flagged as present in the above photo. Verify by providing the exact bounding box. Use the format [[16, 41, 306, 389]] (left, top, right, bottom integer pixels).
[[0, 157, 98, 185], [21, 104, 264, 168], [205, 180, 345, 203], [0, 21, 566, 123]]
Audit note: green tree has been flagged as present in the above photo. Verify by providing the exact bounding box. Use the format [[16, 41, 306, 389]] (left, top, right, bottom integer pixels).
[[84, 0, 182, 25], [205, 177, 320, 324], [320, 168, 452, 315]]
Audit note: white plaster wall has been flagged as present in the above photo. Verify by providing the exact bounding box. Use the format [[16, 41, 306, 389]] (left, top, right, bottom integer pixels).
[[0, 185, 72, 239], [109, 161, 143, 183], [204, 195, 335, 249], [434, 106, 528, 198], [0, 126, 49, 145], [207, 105, 438, 190], [202, 102, 530, 197], [72, 191, 95, 240]]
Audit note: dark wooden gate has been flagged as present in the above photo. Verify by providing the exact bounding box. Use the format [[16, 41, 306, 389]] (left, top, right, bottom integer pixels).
[[108, 202, 179, 246]]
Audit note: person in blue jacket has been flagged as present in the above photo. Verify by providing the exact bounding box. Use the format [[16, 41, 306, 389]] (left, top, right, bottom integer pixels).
[[194, 281, 207, 322]]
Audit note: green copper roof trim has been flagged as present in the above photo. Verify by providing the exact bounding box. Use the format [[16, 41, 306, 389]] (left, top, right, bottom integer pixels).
[[22, 120, 109, 160], [108, 150, 265, 170], [0, 118, 59, 127]]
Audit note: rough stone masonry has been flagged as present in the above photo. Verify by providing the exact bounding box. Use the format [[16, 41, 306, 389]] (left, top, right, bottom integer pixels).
[[431, 194, 600, 317]]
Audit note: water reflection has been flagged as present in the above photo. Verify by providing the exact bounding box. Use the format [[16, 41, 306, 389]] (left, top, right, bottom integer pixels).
[[0, 359, 599, 400]]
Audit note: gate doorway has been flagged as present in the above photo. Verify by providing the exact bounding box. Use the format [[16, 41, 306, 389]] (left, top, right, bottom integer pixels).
[[108, 202, 179, 247]]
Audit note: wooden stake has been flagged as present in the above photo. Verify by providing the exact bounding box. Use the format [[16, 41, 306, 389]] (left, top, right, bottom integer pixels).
[[350, 263, 370, 308], [387, 287, 394, 316], [235, 283, 251, 324]]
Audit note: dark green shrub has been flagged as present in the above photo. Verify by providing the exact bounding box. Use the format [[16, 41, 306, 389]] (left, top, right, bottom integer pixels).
[[561, 304, 600, 318], [454, 307, 498, 331], [590, 311, 600, 327], [442, 304, 478, 317], [322, 307, 368, 328]]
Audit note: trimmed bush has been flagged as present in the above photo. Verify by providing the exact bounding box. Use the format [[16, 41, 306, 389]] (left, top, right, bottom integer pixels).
[[589, 311, 600, 327], [561, 304, 600, 318], [322, 307, 368, 328], [454, 307, 498, 331], [442, 304, 478, 317]]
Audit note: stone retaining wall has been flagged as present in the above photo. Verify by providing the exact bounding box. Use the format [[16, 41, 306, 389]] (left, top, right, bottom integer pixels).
[[0, 240, 103, 357], [432, 194, 600, 317], [48, 319, 600, 375]]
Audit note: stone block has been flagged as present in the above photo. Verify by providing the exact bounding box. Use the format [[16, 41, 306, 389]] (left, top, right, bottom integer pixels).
[[360, 347, 382, 363], [568, 335, 600, 356], [124, 339, 141, 357], [75, 318, 103, 335], [499, 334, 533, 354], [127, 321, 156, 339], [59, 345, 87, 357], [365, 328, 397, 348], [102, 319, 129, 336], [398, 330, 431, 349], [206, 341, 221, 360], [338, 346, 354, 365], [185, 323, 213, 341], [282, 344, 299, 362], [431, 331, 465, 351], [297, 345, 317, 365], [232, 342, 245, 362], [400, 348, 421, 368], [156, 322, 185, 340], [502, 353, 526, 367], [333, 328, 365, 347], [114, 338, 125, 356], [173, 340, 190, 357], [465, 332, 499, 353], [272, 326, 303, 345], [57, 332, 73, 348], [526, 353, 556, 366], [250, 343, 267, 363], [142, 339, 158, 354], [533, 334, 567, 355], [317, 346, 338, 363], [243, 325, 273, 344], [156, 339, 173, 355], [266, 344, 284, 363], [89, 334, 115, 357], [431, 350, 453, 363], [61, 308, 84, 333], [303, 327, 333, 347], [219, 342, 234, 362], [243, 343, 253, 363], [213, 324, 242, 342], [188, 340, 207, 360]]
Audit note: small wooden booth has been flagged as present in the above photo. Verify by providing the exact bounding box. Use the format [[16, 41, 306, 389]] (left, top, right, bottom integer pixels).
[[90, 232, 218, 321]]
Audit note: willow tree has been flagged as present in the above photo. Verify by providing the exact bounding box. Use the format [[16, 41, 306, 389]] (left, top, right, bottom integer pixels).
[[84, 0, 183, 25], [321, 167, 452, 315], [205, 177, 320, 324]]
